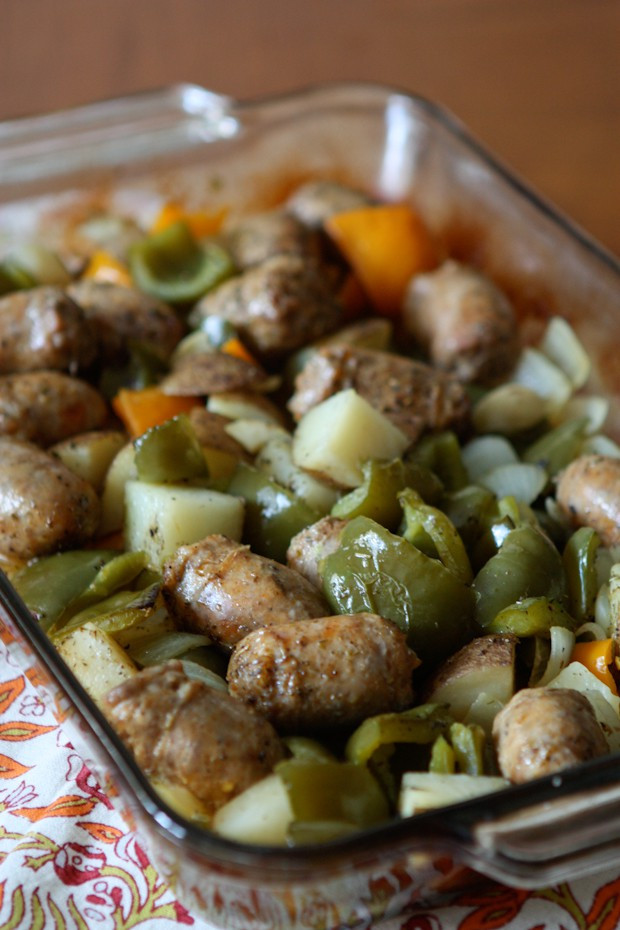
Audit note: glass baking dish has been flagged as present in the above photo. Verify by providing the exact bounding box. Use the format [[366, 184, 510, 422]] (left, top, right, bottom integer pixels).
[[1, 82, 620, 930]]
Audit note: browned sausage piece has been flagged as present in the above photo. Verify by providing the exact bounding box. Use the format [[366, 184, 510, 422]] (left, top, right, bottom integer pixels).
[[224, 209, 324, 269], [402, 261, 519, 384], [0, 437, 100, 560], [104, 660, 284, 816], [0, 371, 108, 446], [162, 535, 330, 649], [159, 351, 270, 397], [288, 345, 471, 443], [191, 255, 343, 359], [556, 454, 620, 547], [492, 687, 608, 784], [286, 180, 373, 229], [286, 515, 347, 589], [67, 280, 184, 365], [0, 286, 95, 374], [227, 613, 419, 731]]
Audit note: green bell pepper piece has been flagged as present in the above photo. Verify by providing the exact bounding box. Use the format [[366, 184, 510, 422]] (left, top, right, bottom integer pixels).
[[563, 526, 600, 624], [449, 722, 486, 776], [129, 220, 235, 304], [429, 735, 456, 774], [0, 259, 37, 295], [52, 582, 160, 641], [473, 523, 567, 629], [345, 704, 453, 765], [12, 550, 118, 632], [322, 516, 476, 663], [331, 458, 443, 529], [439, 485, 497, 550], [409, 431, 469, 492], [522, 417, 588, 478], [399, 488, 473, 584], [486, 595, 576, 636], [227, 462, 321, 563], [134, 414, 209, 484], [276, 759, 389, 828]]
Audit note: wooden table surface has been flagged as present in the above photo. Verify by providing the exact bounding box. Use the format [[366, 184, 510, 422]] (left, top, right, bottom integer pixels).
[[1, 0, 618, 255]]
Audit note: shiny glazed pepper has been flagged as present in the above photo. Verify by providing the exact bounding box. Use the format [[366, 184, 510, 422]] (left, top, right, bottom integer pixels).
[[331, 458, 443, 529], [399, 488, 473, 584], [227, 462, 321, 563], [322, 516, 475, 664], [134, 414, 209, 484], [473, 523, 568, 629], [487, 595, 576, 637], [563, 526, 600, 624], [345, 704, 453, 765]]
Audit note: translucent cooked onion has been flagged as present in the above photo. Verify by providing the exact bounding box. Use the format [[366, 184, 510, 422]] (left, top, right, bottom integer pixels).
[[5, 242, 71, 286], [472, 383, 545, 435], [550, 395, 609, 435], [581, 433, 620, 458], [535, 625, 576, 686], [540, 316, 591, 390], [461, 435, 519, 482], [128, 631, 212, 666], [478, 462, 547, 505], [511, 347, 573, 415], [574, 621, 608, 641], [398, 772, 509, 817]]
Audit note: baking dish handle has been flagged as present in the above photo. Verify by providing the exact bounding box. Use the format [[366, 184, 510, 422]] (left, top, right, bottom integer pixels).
[[0, 84, 239, 195]]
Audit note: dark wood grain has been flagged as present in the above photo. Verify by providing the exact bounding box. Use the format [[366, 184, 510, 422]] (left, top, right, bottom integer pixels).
[[1, 0, 618, 253]]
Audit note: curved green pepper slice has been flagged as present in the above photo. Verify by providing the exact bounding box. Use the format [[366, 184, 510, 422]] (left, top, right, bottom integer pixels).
[[129, 220, 235, 304], [12, 550, 118, 632], [486, 595, 576, 636], [322, 516, 476, 663], [563, 526, 600, 624], [473, 523, 568, 629], [331, 458, 443, 529], [399, 488, 473, 584], [345, 704, 453, 765], [522, 417, 588, 478], [227, 462, 321, 563], [408, 431, 469, 492], [134, 414, 209, 484]]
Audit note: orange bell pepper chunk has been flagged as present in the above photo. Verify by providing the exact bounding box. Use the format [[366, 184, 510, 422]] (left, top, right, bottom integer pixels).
[[570, 638, 619, 693], [220, 336, 258, 366], [324, 203, 439, 318], [82, 249, 132, 287], [112, 386, 201, 439], [150, 201, 228, 239]]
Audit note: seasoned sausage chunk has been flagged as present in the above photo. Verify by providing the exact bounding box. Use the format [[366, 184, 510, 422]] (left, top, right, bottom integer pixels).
[[288, 345, 470, 442], [67, 280, 184, 364], [286, 180, 372, 229], [492, 687, 608, 784], [556, 454, 620, 547], [0, 371, 108, 446], [162, 535, 330, 649], [104, 661, 284, 816], [402, 261, 519, 384], [0, 286, 95, 374], [160, 351, 269, 396], [0, 437, 100, 559], [224, 209, 323, 269], [286, 515, 347, 589], [191, 255, 343, 359], [227, 613, 419, 731]]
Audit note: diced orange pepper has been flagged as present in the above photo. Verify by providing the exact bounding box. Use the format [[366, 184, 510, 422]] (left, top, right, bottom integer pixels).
[[220, 336, 258, 366], [82, 249, 132, 287], [112, 386, 200, 439], [324, 203, 439, 317], [150, 201, 228, 239], [570, 638, 618, 693]]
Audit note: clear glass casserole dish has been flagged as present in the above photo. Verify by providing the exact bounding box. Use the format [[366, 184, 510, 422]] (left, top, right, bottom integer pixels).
[[1, 81, 620, 930]]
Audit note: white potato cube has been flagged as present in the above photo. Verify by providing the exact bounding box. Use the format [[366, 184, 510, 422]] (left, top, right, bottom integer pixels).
[[212, 773, 293, 845], [292, 389, 409, 488], [51, 430, 127, 493], [125, 481, 244, 567], [56, 622, 137, 707], [99, 442, 137, 535]]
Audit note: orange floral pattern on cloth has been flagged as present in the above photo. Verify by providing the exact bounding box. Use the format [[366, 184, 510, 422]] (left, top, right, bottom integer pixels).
[[0, 635, 619, 930]]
